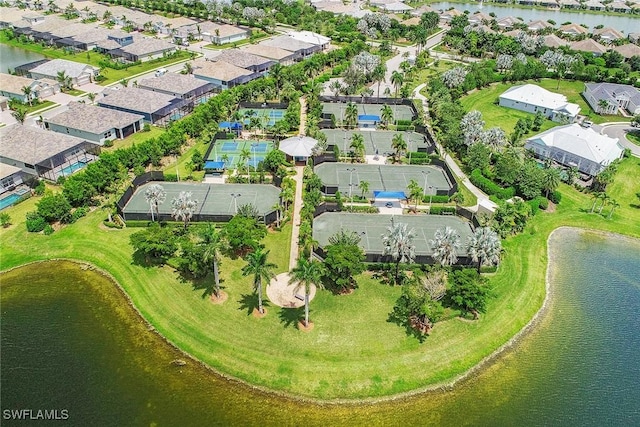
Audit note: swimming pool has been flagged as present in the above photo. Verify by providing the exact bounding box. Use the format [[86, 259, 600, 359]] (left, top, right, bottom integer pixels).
[[60, 161, 87, 176], [0, 193, 22, 210]]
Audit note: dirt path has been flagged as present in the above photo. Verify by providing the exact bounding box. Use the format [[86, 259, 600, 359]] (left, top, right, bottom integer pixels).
[[299, 95, 307, 135]]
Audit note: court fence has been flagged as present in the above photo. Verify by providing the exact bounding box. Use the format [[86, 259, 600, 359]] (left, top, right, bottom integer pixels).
[[239, 102, 289, 110]]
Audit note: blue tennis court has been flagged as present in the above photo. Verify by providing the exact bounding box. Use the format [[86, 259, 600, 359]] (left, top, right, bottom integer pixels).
[[206, 139, 275, 169], [221, 142, 239, 152]]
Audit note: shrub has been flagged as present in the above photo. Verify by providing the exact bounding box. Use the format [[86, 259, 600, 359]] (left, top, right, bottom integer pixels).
[[103, 139, 114, 147], [539, 197, 549, 210], [164, 173, 178, 182], [56, 175, 66, 185], [26, 211, 47, 232], [44, 224, 54, 235], [469, 169, 515, 199], [0, 212, 11, 228], [429, 206, 456, 215], [34, 181, 46, 195], [550, 190, 562, 204], [70, 207, 89, 223], [143, 123, 151, 132], [36, 192, 72, 223], [133, 165, 145, 176], [422, 195, 450, 204]]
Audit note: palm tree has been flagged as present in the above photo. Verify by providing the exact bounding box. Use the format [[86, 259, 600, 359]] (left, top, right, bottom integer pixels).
[[329, 80, 342, 97], [289, 258, 325, 328], [598, 193, 609, 215], [144, 184, 166, 222], [200, 225, 223, 299], [381, 104, 393, 129], [467, 227, 502, 273], [382, 219, 416, 284], [429, 226, 462, 267], [269, 63, 284, 99], [371, 64, 386, 99], [241, 248, 277, 315], [56, 70, 71, 90], [344, 102, 358, 129], [171, 191, 198, 229], [542, 168, 561, 198], [590, 191, 602, 213], [11, 107, 27, 125], [183, 62, 193, 74], [87, 92, 96, 104], [391, 134, 407, 162], [407, 179, 422, 210], [349, 133, 365, 162], [607, 198, 619, 219], [21, 86, 33, 106], [239, 147, 251, 169], [271, 202, 283, 228], [358, 180, 370, 199], [597, 99, 611, 114], [390, 71, 404, 97]]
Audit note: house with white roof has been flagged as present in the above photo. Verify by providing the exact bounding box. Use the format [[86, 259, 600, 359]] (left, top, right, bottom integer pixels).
[[287, 31, 331, 50], [191, 59, 259, 90], [525, 124, 623, 176], [583, 83, 640, 115], [28, 59, 99, 87], [499, 84, 581, 123]]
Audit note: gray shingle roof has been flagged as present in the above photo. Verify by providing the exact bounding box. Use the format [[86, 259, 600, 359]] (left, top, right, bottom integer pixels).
[[138, 73, 212, 96], [216, 49, 273, 69], [585, 83, 640, 106], [98, 87, 179, 114], [239, 44, 296, 61], [29, 59, 98, 79], [0, 163, 23, 180], [45, 102, 144, 134], [0, 73, 36, 95], [119, 38, 174, 56], [191, 59, 253, 82], [260, 35, 315, 53], [0, 125, 91, 165]]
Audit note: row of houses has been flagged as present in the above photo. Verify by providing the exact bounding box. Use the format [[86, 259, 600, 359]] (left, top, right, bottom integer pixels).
[[509, 0, 640, 13]]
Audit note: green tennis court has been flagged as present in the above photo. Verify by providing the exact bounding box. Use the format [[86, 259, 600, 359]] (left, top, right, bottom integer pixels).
[[313, 212, 474, 257], [315, 163, 452, 197], [207, 139, 274, 169], [321, 130, 428, 156], [123, 182, 281, 217], [239, 108, 287, 127], [321, 102, 415, 122]]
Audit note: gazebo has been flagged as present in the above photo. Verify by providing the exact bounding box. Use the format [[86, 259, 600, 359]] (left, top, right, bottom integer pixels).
[[278, 135, 318, 163]]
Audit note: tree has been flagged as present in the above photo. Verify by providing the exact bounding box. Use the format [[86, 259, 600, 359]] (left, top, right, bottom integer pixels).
[[429, 226, 462, 267], [129, 223, 177, 261], [466, 142, 492, 172], [56, 70, 72, 90], [380, 104, 394, 129], [542, 168, 561, 198], [223, 215, 267, 256], [516, 160, 545, 199], [329, 80, 343, 97], [242, 248, 276, 315], [36, 192, 72, 223], [447, 269, 490, 319], [391, 134, 407, 162], [442, 66, 468, 89], [467, 227, 502, 274], [390, 273, 444, 339], [11, 107, 27, 125], [183, 62, 193, 74], [289, 258, 325, 327], [407, 179, 422, 210], [460, 110, 485, 146], [263, 149, 286, 172], [532, 111, 545, 131], [269, 63, 284, 99], [62, 176, 97, 207], [382, 219, 416, 285], [597, 99, 611, 114], [480, 127, 507, 155], [390, 70, 404, 97], [590, 191, 603, 213], [607, 198, 619, 219], [323, 230, 365, 293], [358, 180, 370, 199], [349, 133, 365, 162], [171, 191, 198, 229], [144, 184, 166, 222], [344, 102, 358, 129], [21, 85, 33, 106], [0, 212, 11, 228]]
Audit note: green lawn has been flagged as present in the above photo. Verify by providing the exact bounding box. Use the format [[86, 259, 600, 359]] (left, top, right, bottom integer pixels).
[[162, 137, 210, 181], [103, 127, 165, 152], [0, 33, 194, 85], [627, 130, 640, 146], [1, 158, 638, 400], [23, 100, 57, 115]]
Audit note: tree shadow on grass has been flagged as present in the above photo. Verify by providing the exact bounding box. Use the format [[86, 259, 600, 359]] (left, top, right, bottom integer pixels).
[[237, 293, 269, 316], [189, 276, 225, 300], [278, 306, 304, 329], [131, 250, 166, 268]]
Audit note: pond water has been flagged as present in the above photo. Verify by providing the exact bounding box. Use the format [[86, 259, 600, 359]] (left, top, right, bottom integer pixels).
[[0, 43, 45, 73], [430, 2, 640, 34], [1, 229, 639, 426]]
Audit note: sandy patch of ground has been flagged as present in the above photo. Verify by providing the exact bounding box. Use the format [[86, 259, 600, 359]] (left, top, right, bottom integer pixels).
[[266, 272, 316, 308]]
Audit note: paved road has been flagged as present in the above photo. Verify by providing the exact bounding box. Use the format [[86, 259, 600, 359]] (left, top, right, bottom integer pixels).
[[600, 123, 640, 157]]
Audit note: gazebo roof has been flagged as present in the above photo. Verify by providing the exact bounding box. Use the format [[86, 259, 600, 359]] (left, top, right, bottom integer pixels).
[[279, 135, 318, 158]]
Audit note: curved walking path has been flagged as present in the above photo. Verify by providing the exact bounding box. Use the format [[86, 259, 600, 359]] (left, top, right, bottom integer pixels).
[[413, 83, 498, 214]]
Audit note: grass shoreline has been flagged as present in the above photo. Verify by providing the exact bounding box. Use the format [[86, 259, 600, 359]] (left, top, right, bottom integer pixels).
[[1, 159, 638, 400]]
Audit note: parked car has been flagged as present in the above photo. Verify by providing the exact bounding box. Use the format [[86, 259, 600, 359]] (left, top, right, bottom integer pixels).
[[581, 120, 593, 128], [155, 68, 167, 77]]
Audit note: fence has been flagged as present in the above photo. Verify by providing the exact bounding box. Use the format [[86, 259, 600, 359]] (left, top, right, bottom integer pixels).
[[117, 171, 165, 216], [239, 102, 289, 110], [313, 202, 341, 217], [428, 158, 458, 197], [311, 152, 337, 166], [313, 246, 474, 267]]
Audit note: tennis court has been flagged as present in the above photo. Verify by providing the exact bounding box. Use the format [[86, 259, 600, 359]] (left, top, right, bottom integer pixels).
[[239, 108, 287, 127], [321, 129, 427, 156], [123, 182, 281, 218], [321, 102, 415, 123], [315, 163, 452, 197], [313, 213, 474, 257], [206, 139, 274, 169]]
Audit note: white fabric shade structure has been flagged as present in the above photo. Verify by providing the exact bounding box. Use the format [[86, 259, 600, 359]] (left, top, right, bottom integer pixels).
[[278, 135, 318, 158]]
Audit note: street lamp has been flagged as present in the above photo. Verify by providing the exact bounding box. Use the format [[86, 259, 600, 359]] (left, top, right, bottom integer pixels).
[[230, 193, 241, 214], [428, 186, 433, 207], [250, 142, 258, 171], [421, 170, 430, 204], [346, 168, 356, 198]]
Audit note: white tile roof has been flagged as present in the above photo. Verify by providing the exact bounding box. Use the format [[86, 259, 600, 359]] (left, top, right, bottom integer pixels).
[[29, 59, 98, 79], [500, 84, 580, 116]]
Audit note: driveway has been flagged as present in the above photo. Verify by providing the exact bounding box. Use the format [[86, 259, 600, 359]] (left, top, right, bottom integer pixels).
[[600, 123, 640, 157]]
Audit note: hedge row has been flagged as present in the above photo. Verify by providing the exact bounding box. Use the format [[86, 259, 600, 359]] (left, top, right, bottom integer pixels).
[[469, 169, 515, 200]]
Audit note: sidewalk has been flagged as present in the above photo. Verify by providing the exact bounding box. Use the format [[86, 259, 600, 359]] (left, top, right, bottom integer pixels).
[[413, 83, 497, 214], [288, 166, 305, 270]]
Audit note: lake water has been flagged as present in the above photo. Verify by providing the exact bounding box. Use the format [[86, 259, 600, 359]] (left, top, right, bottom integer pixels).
[[430, 2, 640, 34], [1, 229, 639, 426], [0, 44, 45, 73]]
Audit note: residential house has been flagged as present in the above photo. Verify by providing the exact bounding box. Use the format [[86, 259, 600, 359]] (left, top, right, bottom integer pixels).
[[410, 5, 436, 17], [109, 38, 176, 63], [0, 125, 100, 181], [22, 12, 45, 25], [499, 84, 581, 123], [440, 9, 463, 23], [593, 27, 625, 44], [401, 17, 421, 26], [0, 73, 59, 102], [44, 102, 144, 144], [584, 0, 606, 11], [137, 73, 216, 106], [380, 2, 414, 12], [534, 0, 560, 8], [28, 59, 99, 86], [239, 44, 301, 66], [583, 82, 640, 115], [542, 34, 570, 48], [0, 163, 34, 196], [216, 49, 276, 74], [608, 1, 631, 12], [497, 16, 522, 31], [260, 35, 322, 58], [527, 20, 552, 32], [191, 59, 258, 90], [98, 87, 188, 126], [177, 22, 249, 45], [0, 7, 31, 29], [570, 39, 607, 55], [557, 0, 581, 8], [559, 23, 588, 36], [287, 31, 331, 50], [628, 33, 640, 44], [613, 43, 640, 59], [525, 124, 623, 176], [468, 12, 492, 26]]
